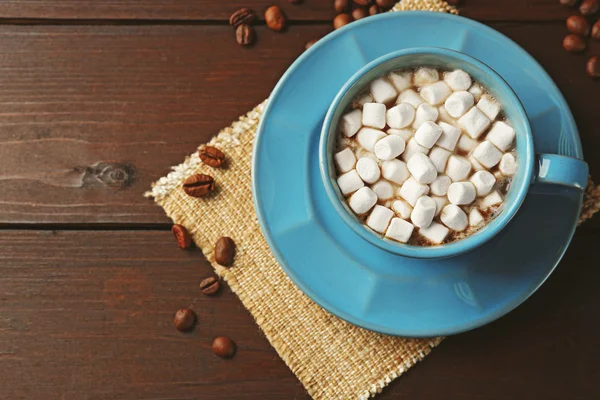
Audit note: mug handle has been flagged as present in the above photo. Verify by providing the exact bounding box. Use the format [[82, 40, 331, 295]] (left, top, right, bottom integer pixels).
[[535, 154, 588, 190]]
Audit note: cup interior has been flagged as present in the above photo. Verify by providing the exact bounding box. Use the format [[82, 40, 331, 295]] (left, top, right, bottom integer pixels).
[[320, 48, 534, 259]]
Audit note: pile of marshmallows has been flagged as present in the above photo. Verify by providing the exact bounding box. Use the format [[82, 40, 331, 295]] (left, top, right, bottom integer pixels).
[[334, 67, 518, 245]]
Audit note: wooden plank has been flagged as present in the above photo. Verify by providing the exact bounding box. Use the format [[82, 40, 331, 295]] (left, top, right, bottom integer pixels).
[[0, 229, 597, 399], [0, 23, 597, 225]]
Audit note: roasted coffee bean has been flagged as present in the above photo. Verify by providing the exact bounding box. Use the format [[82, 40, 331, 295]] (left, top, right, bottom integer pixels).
[[353, 0, 372, 6], [592, 20, 600, 39], [236, 24, 255, 46], [587, 56, 600, 77], [172, 224, 192, 249], [215, 237, 235, 266], [352, 7, 369, 20], [580, 0, 599, 15], [560, 0, 578, 6], [174, 308, 196, 331], [334, 0, 350, 12], [369, 5, 381, 15], [567, 15, 591, 35], [376, 0, 396, 9], [199, 145, 225, 167], [563, 34, 586, 52], [229, 8, 257, 28], [212, 336, 236, 358], [182, 174, 215, 198], [200, 276, 221, 296], [305, 38, 319, 50], [265, 5, 286, 31], [333, 13, 353, 29]]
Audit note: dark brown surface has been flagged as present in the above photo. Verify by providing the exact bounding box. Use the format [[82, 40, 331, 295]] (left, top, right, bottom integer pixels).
[[0, 1, 599, 399]]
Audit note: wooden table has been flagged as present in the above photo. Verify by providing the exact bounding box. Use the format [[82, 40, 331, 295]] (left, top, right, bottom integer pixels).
[[0, 1, 598, 399]]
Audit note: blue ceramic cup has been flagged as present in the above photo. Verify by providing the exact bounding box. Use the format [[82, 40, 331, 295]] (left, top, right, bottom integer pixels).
[[320, 48, 589, 259]]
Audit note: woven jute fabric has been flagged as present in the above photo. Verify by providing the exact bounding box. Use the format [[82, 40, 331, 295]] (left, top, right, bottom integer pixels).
[[147, 2, 600, 399]]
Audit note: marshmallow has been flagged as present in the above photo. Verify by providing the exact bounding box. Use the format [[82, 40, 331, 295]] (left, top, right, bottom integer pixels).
[[444, 91, 474, 118], [469, 156, 486, 171], [447, 182, 477, 205], [397, 89, 425, 108], [337, 169, 364, 195], [437, 105, 454, 123], [429, 146, 452, 173], [340, 109, 362, 137], [392, 199, 413, 219], [410, 196, 436, 229], [385, 217, 415, 243], [407, 152, 438, 184], [362, 102, 386, 129], [402, 138, 428, 162], [468, 83, 483, 101], [356, 157, 381, 184], [414, 121, 443, 149], [386, 103, 415, 129], [399, 177, 430, 206], [366, 205, 394, 233], [381, 159, 410, 185], [412, 103, 439, 129], [420, 81, 452, 105], [370, 77, 397, 104], [469, 208, 484, 227], [440, 204, 468, 231], [458, 107, 491, 139], [445, 155, 472, 181], [334, 148, 357, 173], [349, 187, 378, 215], [388, 70, 412, 92], [457, 134, 479, 153], [374, 135, 405, 160], [479, 191, 503, 209], [486, 121, 516, 151], [371, 180, 394, 200], [419, 222, 450, 244], [499, 153, 517, 176], [444, 69, 472, 91], [357, 128, 386, 152], [387, 128, 413, 142], [477, 95, 501, 121], [436, 122, 461, 151], [431, 195, 449, 216], [473, 140, 502, 168], [414, 67, 439, 86], [470, 170, 496, 197], [355, 147, 378, 162], [353, 92, 372, 109], [430, 175, 451, 196]]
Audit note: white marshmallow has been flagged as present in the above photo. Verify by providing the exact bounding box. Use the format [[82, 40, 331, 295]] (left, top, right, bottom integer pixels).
[[407, 152, 438, 184], [402, 138, 428, 162], [440, 204, 468, 231], [371, 180, 394, 200], [486, 121, 515, 151], [436, 122, 462, 151], [388, 70, 412, 92], [397, 89, 425, 108], [334, 148, 357, 173], [355, 147, 378, 162], [479, 191, 503, 209], [444, 69, 472, 91], [366, 205, 394, 233], [386, 103, 415, 129], [468, 83, 483, 101], [447, 182, 477, 205], [387, 128, 413, 142], [444, 91, 474, 118], [419, 222, 450, 244], [431, 195, 449, 216], [362, 102, 386, 129], [349, 187, 378, 215], [437, 105, 454, 123], [412, 103, 439, 129], [477, 95, 501, 121], [430, 175, 451, 196], [429, 147, 452, 173], [385, 217, 414, 243], [445, 155, 472, 182], [356, 157, 381, 184], [414, 121, 443, 149], [411, 196, 436, 229], [392, 199, 413, 219], [381, 159, 410, 185], [399, 177, 430, 206], [457, 134, 479, 153], [369, 77, 397, 104], [473, 140, 502, 168], [499, 153, 517, 176], [469, 208, 484, 227], [414, 67, 439, 86], [374, 135, 405, 160], [353, 92, 372, 109], [470, 170, 496, 197], [357, 128, 386, 152], [420, 81, 452, 105], [469, 156, 486, 171], [337, 169, 364, 195], [340, 109, 362, 137], [458, 107, 491, 139]]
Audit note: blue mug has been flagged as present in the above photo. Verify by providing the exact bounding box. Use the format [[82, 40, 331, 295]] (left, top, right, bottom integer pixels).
[[319, 48, 589, 259]]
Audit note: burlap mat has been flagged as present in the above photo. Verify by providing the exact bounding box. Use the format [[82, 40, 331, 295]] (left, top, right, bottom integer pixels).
[[146, 2, 600, 399]]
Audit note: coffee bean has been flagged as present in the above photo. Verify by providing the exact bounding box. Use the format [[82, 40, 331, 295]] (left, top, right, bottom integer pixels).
[[567, 15, 590, 36], [229, 8, 257, 28], [587, 56, 600, 77], [333, 13, 353, 29], [212, 336, 236, 358], [592, 20, 600, 39], [174, 308, 196, 332], [305, 38, 319, 50], [334, 0, 350, 12], [563, 34, 586, 52], [200, 276, 221, 296], [580, 0, 599, 15], [369, 5, 381, 15], [353, 0, 373, 6], [172, 224, 192, 249], [265, 5, 286, 31], [182, 174, 215, 198], [236, 24, 255, 46], [376, 0, 396, 9], [215, 237, 235, 266], [352, 7, 369, 20], [199, 145, 225, 167], [560, 0, 578, 6]]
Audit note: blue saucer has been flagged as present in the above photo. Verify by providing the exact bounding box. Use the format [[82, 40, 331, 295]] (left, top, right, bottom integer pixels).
[[252, 12, 584, 337]]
